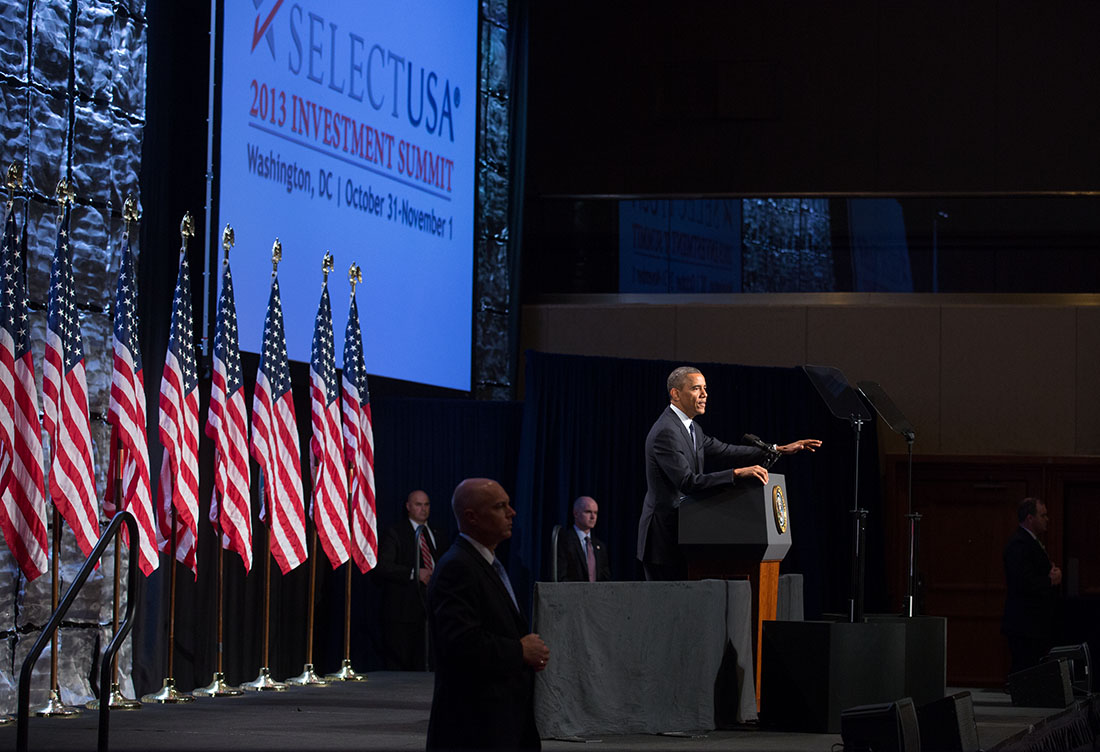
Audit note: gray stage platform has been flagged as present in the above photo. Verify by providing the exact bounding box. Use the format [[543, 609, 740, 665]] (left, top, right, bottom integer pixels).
[[0, 673, 1069, 752]]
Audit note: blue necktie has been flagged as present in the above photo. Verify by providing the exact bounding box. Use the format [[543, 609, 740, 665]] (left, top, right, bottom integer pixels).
[[492, 557, 519, 610]]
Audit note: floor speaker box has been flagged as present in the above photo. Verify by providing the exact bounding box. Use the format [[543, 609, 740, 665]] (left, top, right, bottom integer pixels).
[[840, 697, 920, 752], [866, 615, 947, 706], [917, 691, 980, 752], [1007, 658, 1074, 708], [761, 620, 907, 733]]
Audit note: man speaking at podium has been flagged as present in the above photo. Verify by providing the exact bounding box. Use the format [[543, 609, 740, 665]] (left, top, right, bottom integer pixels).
[[638, 366, 821, 581]]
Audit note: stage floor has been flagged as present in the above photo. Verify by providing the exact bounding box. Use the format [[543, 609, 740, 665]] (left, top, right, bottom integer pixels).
[[0, 673, 1059, 752]]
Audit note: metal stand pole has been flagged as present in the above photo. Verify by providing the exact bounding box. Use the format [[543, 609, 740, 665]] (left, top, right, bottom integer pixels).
[[848, 417, 868, 624], [193, 508, 242, 698], [244, 527, 287, 691], [35, 510, 80, 717], [142, 506, 194, 703], [288, 529, 327, 685]]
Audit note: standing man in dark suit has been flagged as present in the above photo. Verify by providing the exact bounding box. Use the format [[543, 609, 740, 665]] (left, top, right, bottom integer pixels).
[[1002, 497, 1062, 675], [638, 366, 821, 581], [377, 489, 441, 670], [556, 496, 611, 582], [427, 478, 550, 751]]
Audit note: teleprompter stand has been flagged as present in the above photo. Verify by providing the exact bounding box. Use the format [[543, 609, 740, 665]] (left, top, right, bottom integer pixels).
[[802, 365, 871, 624], [857, 380, 921, 617]]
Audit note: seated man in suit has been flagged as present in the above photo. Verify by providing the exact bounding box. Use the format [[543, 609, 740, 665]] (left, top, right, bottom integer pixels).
[[427, 478, 549, 751], [556, 496, 611, 581], [377, 489, 442, 670]]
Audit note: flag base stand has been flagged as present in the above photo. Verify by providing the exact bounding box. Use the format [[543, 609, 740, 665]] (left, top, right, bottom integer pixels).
[[242, 667, 287, 692], [35, 688, 82, 717], [85, 683, 141, 710], [192, 671, 243, 698], [286, 663, 328, 686], [325, 659, 367, 682], [142, 677, 194, 704]]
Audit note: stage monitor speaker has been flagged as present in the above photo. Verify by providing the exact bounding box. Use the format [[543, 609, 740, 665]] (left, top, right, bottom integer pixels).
[[1007, 658, 1074, 708], [916, 691, 979, 752], [840, 697, 920, 752], [1042, 643, 1091, 696]]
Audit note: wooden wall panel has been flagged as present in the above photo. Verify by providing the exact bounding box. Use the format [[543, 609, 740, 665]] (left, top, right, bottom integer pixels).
[[674, 305, 807, 366], [1074, 307, 1100, 454], [940, 305, 1077, 455]]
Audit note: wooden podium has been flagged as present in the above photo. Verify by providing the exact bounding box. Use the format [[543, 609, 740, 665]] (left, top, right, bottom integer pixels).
[[678, 474, 792, 708]]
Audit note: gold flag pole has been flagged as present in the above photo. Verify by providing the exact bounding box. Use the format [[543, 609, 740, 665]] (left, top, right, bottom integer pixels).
[[143, 213, 197, 704], [326, 263, 366, 683], [242, 237, 288, 691], [35, 178, 82, 718], [287, 529, 326, 685], [195, 225, 245, 698], [289, 253, 335, 686], [88, 196, 145, 711]]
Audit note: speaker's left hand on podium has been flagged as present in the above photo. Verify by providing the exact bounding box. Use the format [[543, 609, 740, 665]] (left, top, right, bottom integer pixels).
[[776, 439, 821, 454], [734, 465, 769, 484]]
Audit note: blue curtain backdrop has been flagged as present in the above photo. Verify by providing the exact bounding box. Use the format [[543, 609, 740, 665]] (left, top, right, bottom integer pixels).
[[138, 352, 889, 690]]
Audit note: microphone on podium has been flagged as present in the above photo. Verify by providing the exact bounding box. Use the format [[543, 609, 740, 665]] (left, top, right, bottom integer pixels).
[[742, 433, 780, 468]]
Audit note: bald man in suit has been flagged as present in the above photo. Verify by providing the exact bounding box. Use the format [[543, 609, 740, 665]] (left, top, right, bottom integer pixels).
[[426, 478, 550, 750], [556, 496, 611, 582]]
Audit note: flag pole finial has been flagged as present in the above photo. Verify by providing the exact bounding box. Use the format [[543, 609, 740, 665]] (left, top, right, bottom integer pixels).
[[221, 224, 234, 265], [348, 263, 361, 295], [271, 238, 282, 277], [179, 211, 194, 257], [322, 251, 334, 284], [123, 194, 140, 240], [55, 177, 74, 225], [5, 162, 21, 213]]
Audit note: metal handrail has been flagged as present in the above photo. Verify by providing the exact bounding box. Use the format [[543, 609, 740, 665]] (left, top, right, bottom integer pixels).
[[16, 510, 141, 752]]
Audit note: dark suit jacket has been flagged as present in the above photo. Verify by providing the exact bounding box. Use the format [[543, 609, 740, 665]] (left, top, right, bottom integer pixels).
[[637, 406, 764, 566], [426, 536, 539, 750], [1002, 526, 1057, 640], [377, 520, 442, 623], [556, 528, 611, 582]]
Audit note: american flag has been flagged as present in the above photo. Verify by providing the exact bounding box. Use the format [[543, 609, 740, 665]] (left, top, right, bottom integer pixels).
[[42, 204, 99, 557], [250, 273, 307, 574], [341, 288, 377, 573], [309, 277, 349, 568], [105, 235, 158, 576], [157, 252, 200, 575], [0, 208, 48, 580], [205, 258, 252, 572]]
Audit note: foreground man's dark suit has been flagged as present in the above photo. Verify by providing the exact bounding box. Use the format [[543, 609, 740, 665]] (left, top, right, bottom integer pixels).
[[426, 536, 539, 750], [637, 406, 764, 577], [556, 528, 611, 582], [1002, 526, 1058, 673]]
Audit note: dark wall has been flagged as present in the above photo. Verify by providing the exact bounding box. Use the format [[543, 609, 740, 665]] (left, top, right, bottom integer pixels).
[[523, 0, 1100, 196]]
